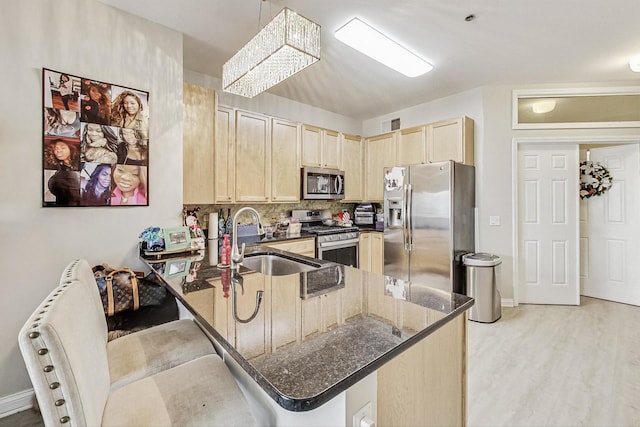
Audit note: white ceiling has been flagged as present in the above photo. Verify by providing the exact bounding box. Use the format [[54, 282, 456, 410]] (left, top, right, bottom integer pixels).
[[98, 0, 640, 121]]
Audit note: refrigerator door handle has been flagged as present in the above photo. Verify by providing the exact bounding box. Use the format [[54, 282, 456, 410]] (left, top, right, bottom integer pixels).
[[402, 184, 413, 251]]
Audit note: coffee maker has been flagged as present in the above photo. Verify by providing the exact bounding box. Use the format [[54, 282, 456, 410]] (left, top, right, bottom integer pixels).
[[354, 203, 375, 226]]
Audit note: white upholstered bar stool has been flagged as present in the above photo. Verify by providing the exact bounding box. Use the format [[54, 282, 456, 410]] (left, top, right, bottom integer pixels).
[[19, 258, 256, 426]]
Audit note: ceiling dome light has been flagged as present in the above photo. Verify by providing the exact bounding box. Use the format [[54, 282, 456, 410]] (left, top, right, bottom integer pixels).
[[629, 54, 640, 72], [334, 18, 432, 77], [532, 100, 556, 114]]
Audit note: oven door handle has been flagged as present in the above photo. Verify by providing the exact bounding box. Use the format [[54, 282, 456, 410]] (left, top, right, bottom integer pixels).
[[318, 239, 359, 249]]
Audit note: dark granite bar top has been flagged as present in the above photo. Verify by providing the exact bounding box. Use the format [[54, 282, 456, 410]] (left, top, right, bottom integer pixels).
[[141, 245, 473, 412]]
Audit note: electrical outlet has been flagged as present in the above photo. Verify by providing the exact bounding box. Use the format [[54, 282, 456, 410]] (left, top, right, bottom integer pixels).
[[353, 401, 373, 427], [489, 216, 501, 226]]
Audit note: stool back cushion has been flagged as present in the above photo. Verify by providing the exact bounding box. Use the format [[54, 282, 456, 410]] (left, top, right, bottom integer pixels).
[[19, 260, 110, 426]]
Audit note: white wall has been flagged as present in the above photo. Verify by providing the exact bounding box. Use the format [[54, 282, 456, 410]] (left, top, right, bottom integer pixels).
[[185, 70, 362, 136], [0, 0, 184, 400], [362, 88, 484, 138]]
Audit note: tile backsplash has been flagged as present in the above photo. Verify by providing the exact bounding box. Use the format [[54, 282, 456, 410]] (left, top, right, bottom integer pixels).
[[185, 201, 357, 232]]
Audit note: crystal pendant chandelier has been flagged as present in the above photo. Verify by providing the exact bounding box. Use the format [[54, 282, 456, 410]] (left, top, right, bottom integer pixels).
[[223, 7, 321, 98]]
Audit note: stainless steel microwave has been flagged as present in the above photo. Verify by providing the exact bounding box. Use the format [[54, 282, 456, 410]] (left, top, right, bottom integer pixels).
[[302, 167, 345, 200]]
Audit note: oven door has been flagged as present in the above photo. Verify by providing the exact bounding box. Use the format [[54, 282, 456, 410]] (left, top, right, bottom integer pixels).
[[317, 238, 359, 268]]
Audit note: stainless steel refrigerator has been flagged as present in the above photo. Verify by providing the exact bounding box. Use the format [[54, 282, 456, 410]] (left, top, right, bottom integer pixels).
[[383, 161, 475, 295]]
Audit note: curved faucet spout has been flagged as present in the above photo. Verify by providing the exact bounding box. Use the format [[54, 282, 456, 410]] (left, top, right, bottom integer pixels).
[[230, 207, 262, 270], [231, 271, 264, 324]]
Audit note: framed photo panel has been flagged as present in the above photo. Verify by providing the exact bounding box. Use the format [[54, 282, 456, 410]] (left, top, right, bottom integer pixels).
[[42, 68, 150, 207], [163, 227, 192, 252]]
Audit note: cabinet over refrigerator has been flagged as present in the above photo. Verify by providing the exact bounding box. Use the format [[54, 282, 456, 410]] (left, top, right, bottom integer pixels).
[[383, 161, 475, 295]]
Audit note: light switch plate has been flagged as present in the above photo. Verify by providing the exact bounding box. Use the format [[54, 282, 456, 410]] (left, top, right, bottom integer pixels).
[[489, 216, 501, 226]]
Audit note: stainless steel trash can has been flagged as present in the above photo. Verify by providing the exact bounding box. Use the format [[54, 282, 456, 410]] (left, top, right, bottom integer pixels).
[[463, 253, 502, 323]]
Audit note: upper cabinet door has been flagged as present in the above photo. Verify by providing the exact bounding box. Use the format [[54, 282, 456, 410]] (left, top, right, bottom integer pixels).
[[341, 133, 363, 202], [365, 132, 397, 201], [183, 83, 215, 204], [271, 118, 300, 202], [235, 110, 271, 202], [428, 117, 474, 165], [301, 125, 322, 167], [301, 125, 341, 169], [322, 130, 340, 169], [397, 125, 426, 166], [215, 105, 235, 203]]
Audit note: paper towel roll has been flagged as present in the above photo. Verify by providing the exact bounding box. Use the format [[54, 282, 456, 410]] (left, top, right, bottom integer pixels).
[[208, 212, 218, 240], [208, 240, 219, 265]]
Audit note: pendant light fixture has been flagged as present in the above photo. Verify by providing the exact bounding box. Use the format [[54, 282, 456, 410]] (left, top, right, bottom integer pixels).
[[222, 3, 321, 98]]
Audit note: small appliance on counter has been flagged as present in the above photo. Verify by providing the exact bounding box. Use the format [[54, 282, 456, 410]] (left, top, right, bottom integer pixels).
[[354, 203, 375, 226]]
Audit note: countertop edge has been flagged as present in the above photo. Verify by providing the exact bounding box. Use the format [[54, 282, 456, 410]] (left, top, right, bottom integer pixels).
[[155, 272, 473, 412], [277, 297, 474, 411]]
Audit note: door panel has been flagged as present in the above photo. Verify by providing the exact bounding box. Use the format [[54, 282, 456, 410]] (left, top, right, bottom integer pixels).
[[580, 144, 640, 305], [518, 144, 579, 305]]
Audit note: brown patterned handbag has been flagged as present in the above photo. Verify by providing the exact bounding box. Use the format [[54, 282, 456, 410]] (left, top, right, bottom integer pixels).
[[93, 264, 166, 317]]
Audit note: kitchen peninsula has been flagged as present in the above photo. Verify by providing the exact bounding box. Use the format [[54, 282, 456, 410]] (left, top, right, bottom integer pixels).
[[143, 245, 473, 426]]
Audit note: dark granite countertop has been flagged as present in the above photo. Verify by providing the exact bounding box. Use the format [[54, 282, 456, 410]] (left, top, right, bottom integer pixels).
[[141, 245, 473, 412]]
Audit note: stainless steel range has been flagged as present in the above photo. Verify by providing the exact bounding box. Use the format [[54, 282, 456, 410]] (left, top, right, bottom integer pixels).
[[291, 210, 359, 268]]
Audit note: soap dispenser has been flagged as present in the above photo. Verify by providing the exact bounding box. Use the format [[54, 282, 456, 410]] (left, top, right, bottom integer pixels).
[[220, 234, 231, 266]]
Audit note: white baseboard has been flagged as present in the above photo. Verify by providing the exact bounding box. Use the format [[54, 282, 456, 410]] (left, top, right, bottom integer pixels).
[[501, 298, 515, 307], [0, 389, 34, 418]]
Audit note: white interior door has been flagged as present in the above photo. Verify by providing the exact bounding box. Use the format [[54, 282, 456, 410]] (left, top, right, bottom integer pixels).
[[518, 144, 580, 305], [580, 144, 640, 305]]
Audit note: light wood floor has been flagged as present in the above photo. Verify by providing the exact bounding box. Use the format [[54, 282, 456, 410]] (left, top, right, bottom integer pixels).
[[3, 296, 639, 426], [468, 296, 640, 426]]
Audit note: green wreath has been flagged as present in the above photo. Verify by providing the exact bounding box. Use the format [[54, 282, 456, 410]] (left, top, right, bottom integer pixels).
[[579, 161, 613, 199]]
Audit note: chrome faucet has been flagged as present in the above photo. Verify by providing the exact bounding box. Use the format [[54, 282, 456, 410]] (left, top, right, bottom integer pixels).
[[230, 207, 262, 270]]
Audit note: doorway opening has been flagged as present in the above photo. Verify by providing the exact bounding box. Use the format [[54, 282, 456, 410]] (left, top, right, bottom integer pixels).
[[513, 137, 640, 306]]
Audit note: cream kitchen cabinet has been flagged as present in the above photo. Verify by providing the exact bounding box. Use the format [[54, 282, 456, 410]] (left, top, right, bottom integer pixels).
[[301, 125, 340, 169], [270, 118, 300, 202], [359, 233, 371, 272], [215, 105, 235, 203], [262, 238, 315, 257], [322, 129, 340, 169], [370, 232, 384, 275], [235, 110, 271, 203], [364, 132, 397, 201], [428, 116, 474, 165], [341, 133, 364, 202], [359, 231, 384, 274], [183, 83, 215, 204], [397, 125, 427, 165]]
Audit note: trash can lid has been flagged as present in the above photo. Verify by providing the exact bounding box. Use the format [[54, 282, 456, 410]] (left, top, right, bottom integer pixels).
[[463, 252, 502, 267]]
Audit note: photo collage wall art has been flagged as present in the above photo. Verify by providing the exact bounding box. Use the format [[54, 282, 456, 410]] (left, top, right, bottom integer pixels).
[[42, 68, 150, 207]]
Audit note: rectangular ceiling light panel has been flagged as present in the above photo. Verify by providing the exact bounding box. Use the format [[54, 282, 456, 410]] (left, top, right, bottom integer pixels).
[[223, 8, 321, 98], [334, 18, 432, 77]]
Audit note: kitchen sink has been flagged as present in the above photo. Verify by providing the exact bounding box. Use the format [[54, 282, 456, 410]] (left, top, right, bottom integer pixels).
[[242, 252, 322, 276]]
